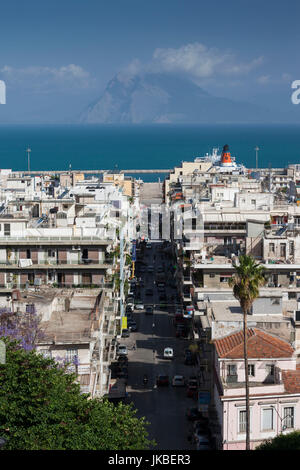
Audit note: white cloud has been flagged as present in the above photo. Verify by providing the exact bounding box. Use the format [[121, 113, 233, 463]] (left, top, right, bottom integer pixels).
[[0, 64, 95, 92], [151, 43, 263, 79], [257, 72, 292, 85]]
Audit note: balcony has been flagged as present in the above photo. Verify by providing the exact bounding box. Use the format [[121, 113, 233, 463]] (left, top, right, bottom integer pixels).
[[226, 374, 238, 384]]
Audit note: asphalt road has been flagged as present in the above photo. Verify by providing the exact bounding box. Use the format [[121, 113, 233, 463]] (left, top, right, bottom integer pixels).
[[122, 241, 197, 450]]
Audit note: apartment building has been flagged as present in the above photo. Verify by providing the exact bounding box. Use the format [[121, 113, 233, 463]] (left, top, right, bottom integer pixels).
[[212, 328, 300, 450]]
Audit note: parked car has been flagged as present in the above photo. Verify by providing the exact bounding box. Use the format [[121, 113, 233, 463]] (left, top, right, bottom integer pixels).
[[193, 418, 210, 435], [195, 434, 212, 450], [128, 321, 137, 332], [187, 378, 198, 397], [117, 345, 128, 356], [186, 407, 203, 421], [163, 347, 174, 359], [146, 242, 152, 249], [116, 368, 128, 381], [145, 305, 154, 315], [156, 375, 169, 386], [147, 265, 154, 273], [121, 328, 130, 338], [185, 354, 196, 365], [117, 355, 128, 365], [172, 375, 185, 387], [125, 313, 133, 322], [176, 324, 187, 337], [157, 266, 164, 273], [146, 288, 153, 296]]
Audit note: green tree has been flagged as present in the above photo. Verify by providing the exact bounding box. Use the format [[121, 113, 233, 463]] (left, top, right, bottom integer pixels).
[[229, 254, 266, 450], [255, 431, 300, 450], [0, 338, 154, 450]]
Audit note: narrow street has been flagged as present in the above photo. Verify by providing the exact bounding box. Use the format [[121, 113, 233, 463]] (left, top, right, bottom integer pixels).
[[122, 241, 198, 450]]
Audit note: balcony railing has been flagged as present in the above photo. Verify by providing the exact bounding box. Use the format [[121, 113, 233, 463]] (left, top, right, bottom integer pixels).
[[226, 374, 238, 384]]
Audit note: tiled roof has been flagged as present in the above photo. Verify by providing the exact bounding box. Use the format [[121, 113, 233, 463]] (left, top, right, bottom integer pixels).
[[282, 370, 300, 394], [214, 328, 294, 359]]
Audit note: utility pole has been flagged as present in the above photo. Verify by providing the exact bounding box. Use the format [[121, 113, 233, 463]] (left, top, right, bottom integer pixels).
[[255, 146, 259, 170], [26, 147, 31, 172]]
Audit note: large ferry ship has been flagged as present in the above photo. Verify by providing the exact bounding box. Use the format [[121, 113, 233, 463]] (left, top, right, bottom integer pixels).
[[194, 144, 246, 175]]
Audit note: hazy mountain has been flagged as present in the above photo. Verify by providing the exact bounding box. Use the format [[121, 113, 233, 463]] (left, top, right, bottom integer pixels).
[[79, 72, 286, 124]]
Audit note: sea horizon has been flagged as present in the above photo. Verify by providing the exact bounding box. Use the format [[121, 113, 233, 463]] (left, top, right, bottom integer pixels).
[[0, 123, 299, 181]]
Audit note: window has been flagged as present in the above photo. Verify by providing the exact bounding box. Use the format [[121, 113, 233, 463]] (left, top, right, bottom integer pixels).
[[251, 199, 256, 205], [266, 364, 275, 376], [262, 408, 274, 431], [248, 364, 255, 377], [280, 243, 286, 257], [269, 243, 275, 254], [283, 407, 294, 429], [4, 223, 10, 236], [66, 349, 78, 363], [227, 364, 237, 376], [239, 410, 247, 433]]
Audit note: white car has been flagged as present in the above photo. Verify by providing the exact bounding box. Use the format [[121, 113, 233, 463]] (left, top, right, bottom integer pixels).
[[163, 347, 174, 359], [135, 303, 144, 310], [172, 375, 185, 387], [117, 345, 128, 356]]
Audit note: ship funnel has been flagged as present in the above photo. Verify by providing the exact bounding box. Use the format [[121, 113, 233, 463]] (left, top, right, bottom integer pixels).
[[221, 144, 232, 166]]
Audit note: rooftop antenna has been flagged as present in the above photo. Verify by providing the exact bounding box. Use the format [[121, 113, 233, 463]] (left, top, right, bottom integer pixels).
[[255, 146, 259, 170], [26, 147, 31, 172]]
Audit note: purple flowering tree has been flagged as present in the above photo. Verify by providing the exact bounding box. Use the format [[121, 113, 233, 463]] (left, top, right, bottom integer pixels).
[[0, 305, 44, 351]]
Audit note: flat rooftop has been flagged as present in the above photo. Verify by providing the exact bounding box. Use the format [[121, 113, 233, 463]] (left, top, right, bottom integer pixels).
[[40, 309, 93, 344]]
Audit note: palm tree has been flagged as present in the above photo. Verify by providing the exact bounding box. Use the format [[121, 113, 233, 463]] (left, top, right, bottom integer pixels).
[[229, 254, 266, 450]]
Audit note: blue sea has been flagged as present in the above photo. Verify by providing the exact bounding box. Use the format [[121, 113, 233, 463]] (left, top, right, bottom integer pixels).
[[0, 124, 299, 181]]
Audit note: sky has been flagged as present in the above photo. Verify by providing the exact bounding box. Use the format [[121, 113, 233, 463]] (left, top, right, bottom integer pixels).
[[1, 0, 300, 122]]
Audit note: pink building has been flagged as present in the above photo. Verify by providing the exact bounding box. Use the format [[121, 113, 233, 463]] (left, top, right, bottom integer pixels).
[[212, 328, 300, 450]]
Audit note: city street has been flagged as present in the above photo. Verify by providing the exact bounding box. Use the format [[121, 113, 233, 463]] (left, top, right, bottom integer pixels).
[[122, 241, 197, 450]]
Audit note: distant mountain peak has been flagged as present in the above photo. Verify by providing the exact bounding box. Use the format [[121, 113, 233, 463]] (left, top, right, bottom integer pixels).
[[80, 72, 280, 124]]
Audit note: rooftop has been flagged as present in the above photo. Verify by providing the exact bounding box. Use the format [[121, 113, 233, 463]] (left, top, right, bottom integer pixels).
[[214, 327, 294, 359]]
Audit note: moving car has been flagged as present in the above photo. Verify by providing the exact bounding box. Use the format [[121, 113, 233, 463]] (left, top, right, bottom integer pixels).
[[163, 347, 174, 359], [172, 375, 185, 387], [117, 345, 128, 356], [156, 375, 169, 386], [145, 305, 154, 315]]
